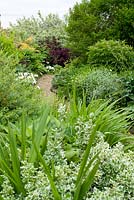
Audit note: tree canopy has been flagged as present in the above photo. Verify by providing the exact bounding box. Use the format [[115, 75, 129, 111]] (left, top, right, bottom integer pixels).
[[66, 0, 134, 61]]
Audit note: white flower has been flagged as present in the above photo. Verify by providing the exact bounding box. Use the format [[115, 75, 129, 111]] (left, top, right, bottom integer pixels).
[[46, 65, 55, 71], [16, 72, 38, 85]]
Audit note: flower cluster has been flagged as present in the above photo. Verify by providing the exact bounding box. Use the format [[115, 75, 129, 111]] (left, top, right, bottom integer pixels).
[[46, 65, 55, 71], [18, 36, 35, 51], [16, 72, 38, 85]]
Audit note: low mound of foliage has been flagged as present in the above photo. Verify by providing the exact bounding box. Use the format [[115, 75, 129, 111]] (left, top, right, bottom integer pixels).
[[87, 40, 134, 72]]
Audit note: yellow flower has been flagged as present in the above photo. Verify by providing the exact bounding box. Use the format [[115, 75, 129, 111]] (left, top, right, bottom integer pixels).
[[25, 36, 33, 44], [18, 42, 35, 51]]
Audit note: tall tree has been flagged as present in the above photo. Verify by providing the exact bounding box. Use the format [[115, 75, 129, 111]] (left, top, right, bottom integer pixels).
[[66, 0, 134, 61]]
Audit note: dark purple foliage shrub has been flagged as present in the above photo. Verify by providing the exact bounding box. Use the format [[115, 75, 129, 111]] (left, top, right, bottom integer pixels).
[[46, 37, 70, 67]]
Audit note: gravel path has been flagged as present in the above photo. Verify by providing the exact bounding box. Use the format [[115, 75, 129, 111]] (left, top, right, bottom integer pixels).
[[37, 74, 55, 97]]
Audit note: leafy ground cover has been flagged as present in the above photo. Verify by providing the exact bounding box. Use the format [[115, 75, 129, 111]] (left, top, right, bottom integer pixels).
[[0, 100, 134, 199]]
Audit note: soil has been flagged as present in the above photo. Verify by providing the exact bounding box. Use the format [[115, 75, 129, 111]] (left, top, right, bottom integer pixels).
[[37, 74, 55, 97]]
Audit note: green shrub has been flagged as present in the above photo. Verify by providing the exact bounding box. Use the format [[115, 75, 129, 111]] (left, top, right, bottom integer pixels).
[[52, 66, 77, 96], [120, 71, 134, 123], [83, 70, 134, 110], [87, 40, 134, 72], [0, 50, 42, 125], [77, 68, 124, 104], [66, 0, 134, 61], [0, 32, 20, 58], [18, 49, 46, 74], [120, 71, 134, 106], [52, 64, 91, 97], [52, 62, 133, 110], [52, 66, 124, 104]]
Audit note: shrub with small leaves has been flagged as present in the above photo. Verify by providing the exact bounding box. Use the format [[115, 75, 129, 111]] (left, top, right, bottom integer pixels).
[[77, 68, 124, 104], [87, 40, 134, 72], [88, 138, 134, 200], [52, 67, 124, 104], [0, 135, 134, 199]]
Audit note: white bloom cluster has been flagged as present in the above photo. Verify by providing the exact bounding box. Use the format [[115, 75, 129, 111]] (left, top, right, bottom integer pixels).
[[16, 72, 38, 85], [46, 65, 55, 71]]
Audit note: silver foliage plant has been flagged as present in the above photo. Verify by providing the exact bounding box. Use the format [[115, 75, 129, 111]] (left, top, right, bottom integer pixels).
[[10, 12, 67, 45]]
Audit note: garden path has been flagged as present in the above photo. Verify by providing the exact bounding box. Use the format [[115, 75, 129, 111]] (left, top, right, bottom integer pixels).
[[37, 74, 55, 97]]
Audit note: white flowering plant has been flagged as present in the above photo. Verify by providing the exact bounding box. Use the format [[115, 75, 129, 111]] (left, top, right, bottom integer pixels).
[[16, 72, 38, 85]]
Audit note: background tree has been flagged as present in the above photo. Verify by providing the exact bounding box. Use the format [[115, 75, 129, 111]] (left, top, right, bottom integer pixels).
[[66, 0, 134, 61], [10, 12, 67, 45]]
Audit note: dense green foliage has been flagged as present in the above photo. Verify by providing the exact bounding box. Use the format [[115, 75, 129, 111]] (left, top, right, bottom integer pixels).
[[18, 49, 45, 73], [121, 71, 134, 107], [52, 65, 84, 95], [0, 42, 42, 125], [87, 40, 134, 72], [52, 64, 134, 107], [66, 0, 134, 61], [0, 31, 20, 60], [0, 100, 133, 199], [0, 4, 134, 199]]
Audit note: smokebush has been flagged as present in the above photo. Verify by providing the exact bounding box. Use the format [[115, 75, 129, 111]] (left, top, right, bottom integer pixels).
[[45, 37, 70, 67]]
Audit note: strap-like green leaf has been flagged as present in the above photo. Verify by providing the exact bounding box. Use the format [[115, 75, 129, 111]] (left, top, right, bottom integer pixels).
[[34, 142, 62, 200], [79, 160, 100, 200]]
